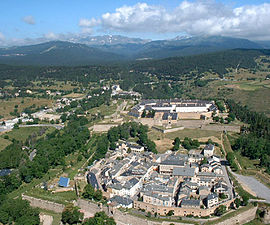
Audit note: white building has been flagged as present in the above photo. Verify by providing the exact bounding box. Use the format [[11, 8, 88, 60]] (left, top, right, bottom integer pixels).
[[203, 144, 215, 157]]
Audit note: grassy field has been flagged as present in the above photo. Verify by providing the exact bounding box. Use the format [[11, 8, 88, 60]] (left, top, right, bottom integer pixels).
[[2, 127, 54, 142], [184, 64, 270, 117], [149, 128, 221, 141], [0, 97, 53, 119], [28, 188, 77, 205], [0, 136, 12, 151], [62, 93, 85, 98], [32, 80, 81, 91], [148, 128, 221, 152]]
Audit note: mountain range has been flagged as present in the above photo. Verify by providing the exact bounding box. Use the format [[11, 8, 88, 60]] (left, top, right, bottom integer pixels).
[[0, 35, 268, 66]]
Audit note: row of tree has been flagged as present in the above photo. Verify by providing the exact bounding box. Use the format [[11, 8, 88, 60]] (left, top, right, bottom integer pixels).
[[107, 122, 157, 153], [226, 99, 270, 174]]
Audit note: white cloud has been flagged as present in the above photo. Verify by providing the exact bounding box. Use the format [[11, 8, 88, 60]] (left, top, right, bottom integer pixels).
[[0, 32, 5, 40], [23, 15, 35, 25], [79, 18, 100, 27], [84, 1, 270, 40], [44, 32, 58, 40]]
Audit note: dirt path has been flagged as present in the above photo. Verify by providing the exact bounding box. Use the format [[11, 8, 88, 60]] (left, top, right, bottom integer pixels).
[[221, 133, 242, 170]]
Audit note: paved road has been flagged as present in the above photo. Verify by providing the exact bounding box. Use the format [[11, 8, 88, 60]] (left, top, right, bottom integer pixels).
[[231, 171, 270, 203], [220, 161, 234, 198], [0, 124, 64, 133], [19, 124, 64, 129]]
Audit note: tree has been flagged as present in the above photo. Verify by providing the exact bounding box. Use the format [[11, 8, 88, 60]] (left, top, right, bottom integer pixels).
[[166, 210, 174, 216], [214, 205, 226, 216], [94, 190, 103, 201], [0, 199, 40, 225], [234, 198, 241, 208], [141, 109, 146, 118], [242, 195, 249, 206], [82, 184, 95, 200], [83, 211, 116, 225], [201, 157, 208, 165], [61, 204, 83, 225], [219, 193, 227, 200], [172, 137, 180, 151], [109, 142, 116, 150]]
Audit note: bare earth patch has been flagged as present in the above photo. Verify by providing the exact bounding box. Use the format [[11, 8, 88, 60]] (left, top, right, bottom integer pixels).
[[40, 214, 53, 225], [154, 138, 174, 153]]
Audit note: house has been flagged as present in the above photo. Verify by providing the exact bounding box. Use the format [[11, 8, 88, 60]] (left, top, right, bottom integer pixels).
[[87, 172, 99, 189], [159, 156, 186, 174], [172, 167, 195, 178], [58, 177, 70, 187], [206, 193, 218, 208], [127, 143, 144, 153], [212, 166, 223, 175], [188, 151, 204, 163], [197, 186, 211, 196], [142, 192, 174, 207], [180, 199, 200, 208], [109, 195, 133, 208], [203, 144, 215, 157], [213, 182, 228, 194], [201, 164, 212, 173]]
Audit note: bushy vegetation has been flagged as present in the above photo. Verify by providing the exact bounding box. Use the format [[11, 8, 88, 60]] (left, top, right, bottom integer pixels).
[[61, 204, 83, 225], [181, 137, 200, 150], [107, 122, 157, 153], [227, 99, 270, 174], [0, 116, 90, 197], [82, 184, 103, 202], [0, 199, 40, 225], [83, 211, 116, 225]]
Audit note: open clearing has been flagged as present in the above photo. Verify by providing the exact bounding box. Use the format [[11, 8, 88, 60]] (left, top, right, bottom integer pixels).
[[0, 136, 12, 151], [0, 97, 53, 119], [149, 128, 221, 152], [2, 127, 54, 142], [62, 93, 85, 98], [149, 128, 221, 141]]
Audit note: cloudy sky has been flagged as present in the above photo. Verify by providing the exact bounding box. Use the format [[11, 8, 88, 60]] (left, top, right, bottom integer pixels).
[[0, 0, 270, 46]]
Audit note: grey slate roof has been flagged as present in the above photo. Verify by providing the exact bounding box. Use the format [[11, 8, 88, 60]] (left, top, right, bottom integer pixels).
[[172, 167, 195, 177], [181, 199, 200, 207], [109, 195, 133, 206], [161, 159, 185, 166], [207, 193, 218, 200], [204, 144, 215, 151]]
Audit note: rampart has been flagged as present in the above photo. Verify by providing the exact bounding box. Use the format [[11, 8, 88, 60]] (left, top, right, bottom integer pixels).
[[22, 194, 65, 213], [134, 199, 234, 217]]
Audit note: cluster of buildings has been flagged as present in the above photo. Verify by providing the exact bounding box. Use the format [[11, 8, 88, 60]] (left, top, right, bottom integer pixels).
[[129, 99, 217, 121], [111, 85, 141, 98], [89, 142, 234, 217]]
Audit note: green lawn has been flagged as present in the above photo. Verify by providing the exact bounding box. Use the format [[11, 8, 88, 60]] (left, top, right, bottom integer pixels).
[[3, 126, 56, 142], [27, 188, 77, 205], [0, 136, 12, 151], [4, 127, 44, 142], [149, 128, 221, 141]]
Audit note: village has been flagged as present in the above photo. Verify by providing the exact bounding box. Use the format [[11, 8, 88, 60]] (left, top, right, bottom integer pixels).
[[87, 138, 234, 217]]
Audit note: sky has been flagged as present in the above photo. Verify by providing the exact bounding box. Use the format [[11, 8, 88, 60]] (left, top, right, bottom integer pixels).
[[0, 0, 270, 46]]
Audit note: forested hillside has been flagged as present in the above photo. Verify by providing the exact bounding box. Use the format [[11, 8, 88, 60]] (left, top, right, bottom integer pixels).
[[131, 49, 270, 78], [227, 99, 270, 174]]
